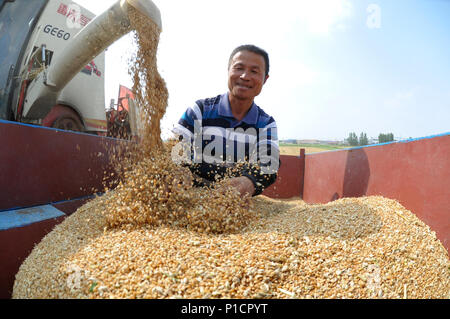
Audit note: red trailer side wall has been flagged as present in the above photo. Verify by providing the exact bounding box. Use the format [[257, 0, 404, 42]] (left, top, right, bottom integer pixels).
[[0, 216, 66, 299], [262, 149, 305, 199], [303, 134, 450, 253], [0, 120, 124, 298], [0, 120, 125, 211]]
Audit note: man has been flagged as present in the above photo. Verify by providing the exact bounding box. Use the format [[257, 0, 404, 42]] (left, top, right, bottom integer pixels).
[[172, 44, 279, 197]]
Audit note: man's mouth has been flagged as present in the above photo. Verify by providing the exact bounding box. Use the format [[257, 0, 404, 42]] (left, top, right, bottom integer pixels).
[[236, 83, 252, 89]]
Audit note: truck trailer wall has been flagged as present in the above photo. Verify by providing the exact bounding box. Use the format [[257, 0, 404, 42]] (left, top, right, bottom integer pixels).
[[0, 120, 126, 298], [262, 149, 305, 199], [0, 120, 124, 211], [303, 133, 450, 253]]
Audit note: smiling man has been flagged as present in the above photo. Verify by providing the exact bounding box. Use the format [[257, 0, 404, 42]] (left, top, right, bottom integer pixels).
[[173, 44, 280, 198]]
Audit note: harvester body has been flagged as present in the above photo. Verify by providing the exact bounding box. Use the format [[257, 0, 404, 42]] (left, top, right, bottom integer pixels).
[[0, 0, 107, 133]]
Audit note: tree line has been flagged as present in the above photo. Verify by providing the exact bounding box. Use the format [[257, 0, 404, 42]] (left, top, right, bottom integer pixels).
[[378, 133, 394, 143], [346, 132, 394, 146]]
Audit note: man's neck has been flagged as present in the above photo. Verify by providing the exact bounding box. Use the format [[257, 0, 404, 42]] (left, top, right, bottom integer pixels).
[[228, 94, 253, 122]]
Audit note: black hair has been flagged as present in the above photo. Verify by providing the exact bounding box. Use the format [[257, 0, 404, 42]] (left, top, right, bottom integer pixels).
[[228, 44, 270, 77]]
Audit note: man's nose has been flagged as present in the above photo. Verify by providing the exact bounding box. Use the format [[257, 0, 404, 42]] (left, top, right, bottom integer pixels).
[[240, 70, 251, 80]]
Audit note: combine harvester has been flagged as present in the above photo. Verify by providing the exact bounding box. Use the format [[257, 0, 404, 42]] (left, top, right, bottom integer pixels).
[[1, 0, 449, 299]]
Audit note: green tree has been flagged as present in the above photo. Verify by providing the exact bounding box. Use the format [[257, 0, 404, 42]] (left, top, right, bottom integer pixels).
[[347, 132, 358, 146], [359, 132, 368, 146], [388, 133, 394, 141], [378, 133, 394, 143]]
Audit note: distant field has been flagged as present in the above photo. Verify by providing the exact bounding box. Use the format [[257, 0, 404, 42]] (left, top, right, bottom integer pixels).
[[279, 143, 348, 155]]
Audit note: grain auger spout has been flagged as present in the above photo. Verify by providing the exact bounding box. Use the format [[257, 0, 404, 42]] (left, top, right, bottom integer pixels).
[[22, 0, 161, 119]]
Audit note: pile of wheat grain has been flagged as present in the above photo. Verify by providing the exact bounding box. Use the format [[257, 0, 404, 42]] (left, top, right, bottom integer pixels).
[[12, 194, 449, 299]]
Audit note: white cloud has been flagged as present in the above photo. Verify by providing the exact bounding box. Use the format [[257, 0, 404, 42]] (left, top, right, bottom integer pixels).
[[293, 0, 353, 35], [384, 89, 415, 108], [275, 60, 322, 88]]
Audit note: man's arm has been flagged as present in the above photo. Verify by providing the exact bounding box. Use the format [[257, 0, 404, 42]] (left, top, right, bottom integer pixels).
[[239, 120, 280, 196]]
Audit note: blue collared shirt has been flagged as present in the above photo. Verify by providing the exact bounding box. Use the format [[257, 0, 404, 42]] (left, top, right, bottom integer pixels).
[[216, 93, 259, 127]]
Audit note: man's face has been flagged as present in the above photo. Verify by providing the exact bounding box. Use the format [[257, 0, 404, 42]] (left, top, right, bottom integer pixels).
[[228, 50, 269, 102]]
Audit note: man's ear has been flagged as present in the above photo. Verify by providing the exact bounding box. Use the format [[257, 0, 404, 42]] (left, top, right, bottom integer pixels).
[[264, 74, 269, 84]]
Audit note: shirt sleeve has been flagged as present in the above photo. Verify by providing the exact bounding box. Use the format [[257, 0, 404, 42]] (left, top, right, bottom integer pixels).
[[241, 120, 280, 196], [172, 102, 203, 140]]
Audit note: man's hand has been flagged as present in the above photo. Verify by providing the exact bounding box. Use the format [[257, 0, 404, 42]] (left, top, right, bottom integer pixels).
[[223, 176, 255, 198]]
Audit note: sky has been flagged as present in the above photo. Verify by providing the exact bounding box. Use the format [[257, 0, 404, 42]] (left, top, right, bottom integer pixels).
[[75, 0, 450, 141]]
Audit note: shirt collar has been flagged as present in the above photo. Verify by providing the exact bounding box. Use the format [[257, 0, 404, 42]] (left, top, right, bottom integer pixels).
[[218, 92, 258, 125]]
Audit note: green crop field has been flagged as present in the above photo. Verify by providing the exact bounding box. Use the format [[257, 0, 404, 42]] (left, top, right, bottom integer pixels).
[[279, 143, 349, 155]]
